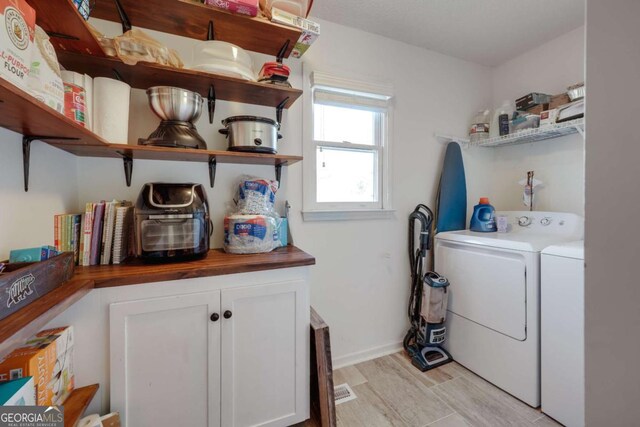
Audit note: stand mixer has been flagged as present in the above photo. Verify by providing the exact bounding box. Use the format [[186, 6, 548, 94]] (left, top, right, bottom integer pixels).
[[139, 86, 207, 149]]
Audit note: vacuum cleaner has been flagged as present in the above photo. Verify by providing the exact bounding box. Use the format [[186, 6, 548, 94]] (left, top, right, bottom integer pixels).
[[404, 204, 453, 371]]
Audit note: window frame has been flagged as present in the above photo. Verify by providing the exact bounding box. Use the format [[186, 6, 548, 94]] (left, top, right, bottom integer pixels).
[[302, 69, 394, 221]]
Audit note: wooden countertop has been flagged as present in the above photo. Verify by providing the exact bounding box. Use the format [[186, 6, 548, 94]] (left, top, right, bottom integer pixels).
[[0, 246, 314, 358], [74, 246, 316, 288]]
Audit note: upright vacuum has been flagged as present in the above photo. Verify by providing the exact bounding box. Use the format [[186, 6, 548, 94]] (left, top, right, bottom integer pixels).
[[404, 204, 453, 371]]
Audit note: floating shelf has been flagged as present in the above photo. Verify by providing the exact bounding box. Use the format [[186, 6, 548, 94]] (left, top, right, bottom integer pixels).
[[478, 118, 585, 148], [90, 0, 300, 58], [30, 0, 105, 57], [56, 51, 301, 108], [63, 384, 100, 427], [0, 279, 94, 360]]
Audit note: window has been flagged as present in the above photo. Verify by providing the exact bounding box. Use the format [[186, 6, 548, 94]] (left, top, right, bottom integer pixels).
[[303, 71, 393, 220]]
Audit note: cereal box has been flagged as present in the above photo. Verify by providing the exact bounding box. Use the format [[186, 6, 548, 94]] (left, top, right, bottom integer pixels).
[[0, 0, 35, 90], [0, 326, 75, 406]]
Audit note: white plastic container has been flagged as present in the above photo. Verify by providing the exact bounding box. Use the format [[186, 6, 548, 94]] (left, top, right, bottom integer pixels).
[[190, 41, 255, 81], [469, 110, 490, 143]]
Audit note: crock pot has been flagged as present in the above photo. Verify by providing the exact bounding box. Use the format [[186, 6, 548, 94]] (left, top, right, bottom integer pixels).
[[219, 116, 282, 154]]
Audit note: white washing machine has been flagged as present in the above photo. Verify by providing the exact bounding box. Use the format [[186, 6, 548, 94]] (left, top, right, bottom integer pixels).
[[541, 241, 585, 427], [434, 211, 583, 407]]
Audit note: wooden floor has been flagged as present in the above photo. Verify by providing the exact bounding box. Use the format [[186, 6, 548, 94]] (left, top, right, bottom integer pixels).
[[327, 352, 561, 427]]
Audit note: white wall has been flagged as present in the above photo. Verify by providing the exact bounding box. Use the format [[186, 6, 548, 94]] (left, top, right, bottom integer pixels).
[[584, 1, 640, 424], [0, 131, 78, 260], [464, 26, 585, 215], [84, 18, 492, 367]]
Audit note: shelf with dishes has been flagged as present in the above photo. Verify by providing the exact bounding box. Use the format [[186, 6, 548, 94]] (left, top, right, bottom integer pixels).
[[0, 77, 301, 190], [56, 51, 301, 109]]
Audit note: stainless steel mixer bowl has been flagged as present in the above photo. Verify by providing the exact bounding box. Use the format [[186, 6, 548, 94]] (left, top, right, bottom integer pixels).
[[146, 86, 204, 122]]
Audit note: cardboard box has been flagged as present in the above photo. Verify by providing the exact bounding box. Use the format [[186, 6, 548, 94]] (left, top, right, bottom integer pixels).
[[540, 109, 559, 126], [204, 0, 259, 17], [515, 92, 551, 111], [549, 93, 571, 109], [0, 326, 75, 406], [0, 0, 35, 90], [271, 7, 319, 58], [0, 377, 35, 405]]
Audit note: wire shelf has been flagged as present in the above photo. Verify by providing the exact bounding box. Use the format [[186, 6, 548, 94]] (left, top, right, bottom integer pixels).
[[477, 118, 585, 148]]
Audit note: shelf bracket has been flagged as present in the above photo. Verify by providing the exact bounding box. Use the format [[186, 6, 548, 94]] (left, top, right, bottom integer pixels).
[[276, 40, 290, 64], [276, 97, 289, 128], [208, 85, 216, 124], [575, 124, 585, 139], [46, 31, 80, 41], [208, 158, 217, 188], [112, 69, 124, 82], [275, 163, 283, 187], [113, 0, 132, 33], [116, 151, 133, 187], [207, 20, 215, 41], [22, 136, 79, 192]]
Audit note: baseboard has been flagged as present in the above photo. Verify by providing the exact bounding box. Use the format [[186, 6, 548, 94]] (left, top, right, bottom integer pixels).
[[332, 341, 403, 370]]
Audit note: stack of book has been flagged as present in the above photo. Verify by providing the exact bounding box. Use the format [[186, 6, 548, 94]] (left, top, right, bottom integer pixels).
[[55, 201, 135, 266]]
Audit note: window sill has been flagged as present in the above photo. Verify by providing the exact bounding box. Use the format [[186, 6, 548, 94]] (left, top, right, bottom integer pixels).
[[301, 209, 396, 222]]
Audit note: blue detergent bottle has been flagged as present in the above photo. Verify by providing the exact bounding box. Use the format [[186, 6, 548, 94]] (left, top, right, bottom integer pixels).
[[470, 198, 497, 232]]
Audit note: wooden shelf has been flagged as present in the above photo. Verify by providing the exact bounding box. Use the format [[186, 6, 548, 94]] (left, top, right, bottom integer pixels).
[[0, 279, 94, 360], [90, 0, 300, 58], [0, 78, 108, 146], [63, 384, 100, 427], [74, 246, 316, 289], [49, 142, 303, 165], [57, 51, 301, 108], [29, 0, 105, 57]]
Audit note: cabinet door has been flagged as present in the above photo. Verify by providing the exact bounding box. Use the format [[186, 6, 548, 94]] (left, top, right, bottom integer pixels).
[[221, 280, 309, 427], [110, 291, 221, 427]]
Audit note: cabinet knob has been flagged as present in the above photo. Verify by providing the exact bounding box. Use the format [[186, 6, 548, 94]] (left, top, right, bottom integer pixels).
[[210, 313, 219, 322], [224, 310, 233, 319]]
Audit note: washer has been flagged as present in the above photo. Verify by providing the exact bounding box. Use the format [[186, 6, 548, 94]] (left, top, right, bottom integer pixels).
[[434, 211, 583, 407], [541, 241, 585, 426]]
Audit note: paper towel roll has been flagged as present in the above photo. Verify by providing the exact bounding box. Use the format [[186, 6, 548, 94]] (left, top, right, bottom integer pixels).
[[93, 77, 131, 144]]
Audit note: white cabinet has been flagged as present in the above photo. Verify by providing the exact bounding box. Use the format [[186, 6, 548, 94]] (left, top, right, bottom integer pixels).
[[110, 280, 309, 427]]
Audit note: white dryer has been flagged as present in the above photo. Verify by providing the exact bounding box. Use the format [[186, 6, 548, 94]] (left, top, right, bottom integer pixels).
[[434, 211, 583, 407]]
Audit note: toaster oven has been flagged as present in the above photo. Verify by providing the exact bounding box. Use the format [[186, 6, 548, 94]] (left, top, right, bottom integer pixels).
[[135, 183, 211, 262]]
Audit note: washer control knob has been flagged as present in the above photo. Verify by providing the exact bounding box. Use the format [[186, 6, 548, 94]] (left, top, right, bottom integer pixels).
[[540, 217, 552, 226], [518, 216, 532, 227]]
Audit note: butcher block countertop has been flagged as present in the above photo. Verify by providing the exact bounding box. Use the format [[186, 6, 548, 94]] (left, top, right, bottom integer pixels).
[[0, 246, 315, 359], [75, 246, 316, 288]]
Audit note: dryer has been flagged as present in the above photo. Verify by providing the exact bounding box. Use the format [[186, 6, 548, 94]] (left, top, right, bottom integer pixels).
[[434, 211, 583, 407]]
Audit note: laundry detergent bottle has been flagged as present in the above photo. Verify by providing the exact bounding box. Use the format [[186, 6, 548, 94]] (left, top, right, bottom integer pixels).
[[470, 198, 497, 232]]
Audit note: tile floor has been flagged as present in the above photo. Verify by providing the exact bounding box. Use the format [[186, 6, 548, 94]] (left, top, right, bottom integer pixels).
[[329, 352, 561, 427]]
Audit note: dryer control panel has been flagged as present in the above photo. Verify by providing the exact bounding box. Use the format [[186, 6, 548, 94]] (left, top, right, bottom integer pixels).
[[499, 211, 583, 238]]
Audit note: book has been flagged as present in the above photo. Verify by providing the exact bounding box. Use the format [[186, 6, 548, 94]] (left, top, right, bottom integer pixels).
[[53, 215, 60, 251], [71, 214, 81, 265], [90, 201, 106, 266], [78, 214, 85, 266], [81, 202, 94, 266], [113, 205, 133, 265], [100, 201, 117, 265]]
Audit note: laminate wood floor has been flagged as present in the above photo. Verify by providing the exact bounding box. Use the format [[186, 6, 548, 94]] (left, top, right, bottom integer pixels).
[[328, 352, 561, 427]]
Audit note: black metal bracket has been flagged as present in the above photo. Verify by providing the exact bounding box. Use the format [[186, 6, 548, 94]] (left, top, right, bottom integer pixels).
[[112, 69, 124, 82], [116, 151, 133, 187], [276, 97, 289, 129], [45, 31, 80, 41], [22, 136, 79, 192], [276, 40, 290, 64], [207, 20, 215, 41], [208, 85, 216, 124], [113, 0, 132, 33], [208, 157, 217, 188], [275, 163, 283, 187]]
